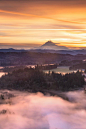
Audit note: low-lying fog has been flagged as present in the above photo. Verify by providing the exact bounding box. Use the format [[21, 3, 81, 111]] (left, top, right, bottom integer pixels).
[[0, 90, 86, 129]]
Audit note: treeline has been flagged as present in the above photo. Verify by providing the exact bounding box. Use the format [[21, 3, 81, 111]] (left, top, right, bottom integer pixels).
[[69, 62, 86, 70], [0, 64, 58, 73], [59, 60, 82, 66], [0, 67, 85, 93], [35, 64, 58, 70]]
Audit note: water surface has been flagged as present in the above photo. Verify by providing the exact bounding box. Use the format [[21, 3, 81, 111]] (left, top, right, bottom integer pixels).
[[0, 72, 6, 78], [44, 66, 77, 74]]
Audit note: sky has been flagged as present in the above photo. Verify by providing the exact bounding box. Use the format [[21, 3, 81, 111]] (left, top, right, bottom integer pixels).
[[0, 0, 86, 49]]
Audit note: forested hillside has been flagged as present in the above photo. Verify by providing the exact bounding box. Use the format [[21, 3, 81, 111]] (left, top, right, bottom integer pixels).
[[0, 67, 84, 93]]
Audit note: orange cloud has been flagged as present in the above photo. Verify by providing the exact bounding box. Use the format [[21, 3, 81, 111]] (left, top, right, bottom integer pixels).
[[0, 0, 86, 48], [0, 9, 85, 25]]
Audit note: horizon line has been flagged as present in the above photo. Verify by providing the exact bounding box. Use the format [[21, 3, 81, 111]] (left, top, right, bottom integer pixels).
[[0, 29, 86, 30]]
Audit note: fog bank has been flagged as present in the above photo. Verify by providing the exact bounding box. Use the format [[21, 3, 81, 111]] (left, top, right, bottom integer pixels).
[[0, 90, 86, 129]]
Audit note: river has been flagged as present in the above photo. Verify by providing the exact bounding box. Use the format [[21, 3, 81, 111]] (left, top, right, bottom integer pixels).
[[0, 72, 7, 78], [44, 66, 77, 74], [0, 67, 6, 78]]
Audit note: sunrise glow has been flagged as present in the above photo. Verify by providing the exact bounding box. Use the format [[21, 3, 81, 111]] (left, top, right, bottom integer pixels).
[[0, 0, 86, 49]]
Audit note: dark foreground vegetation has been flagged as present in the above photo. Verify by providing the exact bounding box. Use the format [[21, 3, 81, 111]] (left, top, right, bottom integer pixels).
[[0, 67, 85, 93]]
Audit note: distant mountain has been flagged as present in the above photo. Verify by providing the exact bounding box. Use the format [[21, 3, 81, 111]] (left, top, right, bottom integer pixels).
[[39, 41, 68, 50], [0, 48, 26, 52], [1, 45, 86, 56], [29, 49, 86, 55]]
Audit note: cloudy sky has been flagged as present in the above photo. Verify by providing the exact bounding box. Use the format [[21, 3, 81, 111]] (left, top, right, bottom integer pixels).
[[0, 0, 86, 49]]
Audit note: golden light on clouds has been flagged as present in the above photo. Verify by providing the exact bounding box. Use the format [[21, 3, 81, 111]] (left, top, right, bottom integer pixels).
[[0, 0, 86, 49]]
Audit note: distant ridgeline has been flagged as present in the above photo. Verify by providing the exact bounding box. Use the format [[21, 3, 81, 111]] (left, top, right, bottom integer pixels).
[[0, 67, 85, 93], [0, 51, 86, 66]]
